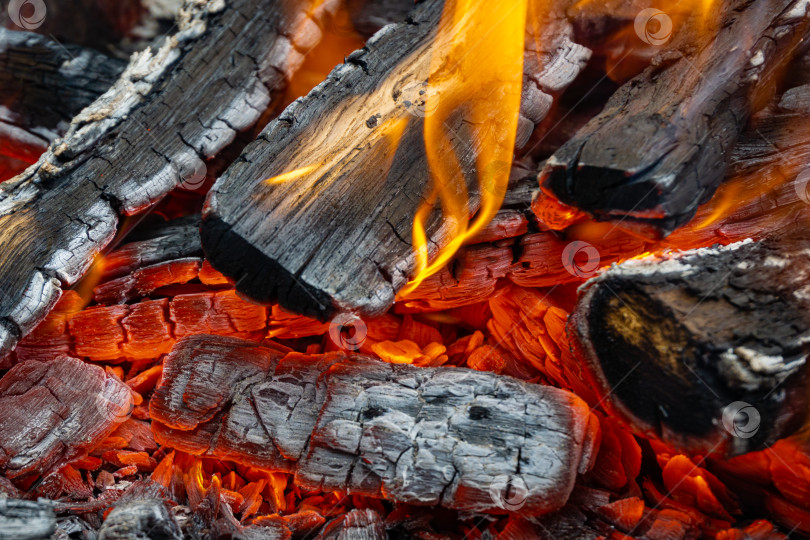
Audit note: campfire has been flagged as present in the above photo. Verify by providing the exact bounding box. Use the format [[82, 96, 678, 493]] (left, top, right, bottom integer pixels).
[[1, 0, 810, 537]]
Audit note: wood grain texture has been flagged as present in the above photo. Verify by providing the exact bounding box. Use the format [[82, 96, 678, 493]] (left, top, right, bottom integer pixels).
[[202, 0, 590, 319], [315, 509, 386, 540], [572, 232, 810, 456], [541, 0, 810, 237], [0, 0, 338, 357], [150, 334, 597, 516]]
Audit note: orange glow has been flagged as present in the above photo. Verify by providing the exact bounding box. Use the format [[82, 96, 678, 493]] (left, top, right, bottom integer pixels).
[[691, 181, 742, 230], [263, 165, 320, 185], [281, 1, 365, 107], [398, 0, 527, 296]]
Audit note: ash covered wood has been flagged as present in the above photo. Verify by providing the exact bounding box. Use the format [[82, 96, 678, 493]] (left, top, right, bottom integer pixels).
[[0, 0, 340, 357], [97, 498, 182, 540], [201, 0, 590, 319], [572, 232, 810, 455], [0, 29, 125, 163], [0, 356, 133, 480], [0, 498, 56, 540], [150, 334, 597, 516], [541, 0, 810, 237]]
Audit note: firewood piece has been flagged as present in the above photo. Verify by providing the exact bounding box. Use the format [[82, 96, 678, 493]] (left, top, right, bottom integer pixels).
[[572, 232, 810, 456], [98, 498, 182, 540], [202, 0, 590, 320], [0, 29, 126, 163], [15, 289, 266, 363], [316, 508, 386, 540], [0, 356, 133, 480], [0, 499, 56, 540], [94, 258, 202, 304], [0, 0, 339, 357], [541, 0, 810, 237], [150, 335, 596, 516], [101, 216, 202, 280]]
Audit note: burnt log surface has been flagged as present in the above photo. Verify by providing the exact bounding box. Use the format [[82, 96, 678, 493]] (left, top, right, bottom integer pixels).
[[201, 0, 590, 319], [542, 0, 810, 237], [97, 498, 182, 540], [0, 498, 56, 540], [0, 29, 126, 162], [0, 355, 133, 480], [0, 0, 340, 357], [150, 334, 596, 516], [316, 508, 386, 540], [572, 232, 810, 456], [100, 215, 203, 280]]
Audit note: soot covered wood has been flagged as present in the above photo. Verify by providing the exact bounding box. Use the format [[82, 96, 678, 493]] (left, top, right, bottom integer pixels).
[[150, 334, 598, 516]]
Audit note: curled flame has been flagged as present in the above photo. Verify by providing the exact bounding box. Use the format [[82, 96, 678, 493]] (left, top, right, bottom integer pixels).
[[398, 0, 527, 296]]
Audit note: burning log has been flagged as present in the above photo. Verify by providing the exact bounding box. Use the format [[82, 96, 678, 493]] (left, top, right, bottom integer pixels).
[[541, 0, 810, 237], [317, 508, 386, 540], [0, 29, 125, 164], [0, 499, 56, 540], [201, 0, 591, 319], [0, 0, 340, 357], [150, 334, 598, 516], [0, 355, 133, 482], [100, 215, 202, 280], [572, 231, 810, 456]]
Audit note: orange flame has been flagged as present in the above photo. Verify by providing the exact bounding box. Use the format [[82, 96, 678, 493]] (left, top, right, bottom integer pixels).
[[398, 0, 527, 296]]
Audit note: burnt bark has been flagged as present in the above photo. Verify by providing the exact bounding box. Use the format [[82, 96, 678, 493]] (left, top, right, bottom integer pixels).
[[100, 215, 203, 280], [0, 28, 126, 163], [571, 231, 810, 456], [541, 0, 810, 237], [0, 0, 339, 356], [0, 355, 133, 481], [149, 334, 597, 517], [201, 0, 590, 319]]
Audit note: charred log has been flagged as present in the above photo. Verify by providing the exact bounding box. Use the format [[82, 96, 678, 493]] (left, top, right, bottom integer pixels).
[[150, 334, 597, 516], [97, 498, 182, 540], [0, 0, 339, 356], [541, 0, 810, 237], [100, 215, 203, 280], [201, 0, 590, 319], [572, 232, 810, 456], [0, 356, 133, 481], [0, 29, 125, 163], [0, 499, 56, 540], [316, 508, 386, 540]]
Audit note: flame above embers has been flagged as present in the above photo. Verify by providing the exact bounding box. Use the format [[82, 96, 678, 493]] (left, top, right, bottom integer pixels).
[[397, 0, 527, 296]]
